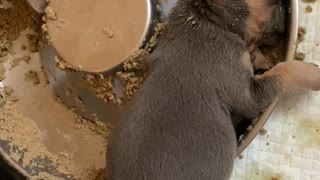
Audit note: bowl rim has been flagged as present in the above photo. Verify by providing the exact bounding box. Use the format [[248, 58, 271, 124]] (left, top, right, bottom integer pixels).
[[0, 147, 30, 178], [236, 0, 299, 157]]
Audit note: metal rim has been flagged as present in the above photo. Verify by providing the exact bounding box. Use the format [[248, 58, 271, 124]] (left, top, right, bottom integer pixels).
[[0, 148, 31, 178]]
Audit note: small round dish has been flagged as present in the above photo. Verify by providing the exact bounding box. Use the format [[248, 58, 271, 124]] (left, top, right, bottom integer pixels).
[[47, 0, 159, 73]]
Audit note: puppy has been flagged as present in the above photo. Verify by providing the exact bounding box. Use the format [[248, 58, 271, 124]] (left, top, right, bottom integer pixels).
[[107, 0, 320, 179]]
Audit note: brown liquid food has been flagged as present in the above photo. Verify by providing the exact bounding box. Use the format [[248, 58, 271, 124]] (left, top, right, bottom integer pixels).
[[47, 0, 150, 73]]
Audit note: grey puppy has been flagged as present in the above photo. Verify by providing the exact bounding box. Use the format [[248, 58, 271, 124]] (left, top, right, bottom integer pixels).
[[107, 0, 320, 179]]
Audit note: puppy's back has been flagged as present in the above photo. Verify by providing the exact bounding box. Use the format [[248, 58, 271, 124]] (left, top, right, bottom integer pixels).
[[107, 61, 237, 179]]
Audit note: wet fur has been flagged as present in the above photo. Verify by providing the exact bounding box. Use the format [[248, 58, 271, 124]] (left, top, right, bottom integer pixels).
[[107, 0, 320, 179]]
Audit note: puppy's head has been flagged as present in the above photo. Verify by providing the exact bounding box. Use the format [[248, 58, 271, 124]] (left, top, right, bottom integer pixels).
[[204, 0, 283, 42], [259, 1, 286, 46], [245, 0, 285, 50]]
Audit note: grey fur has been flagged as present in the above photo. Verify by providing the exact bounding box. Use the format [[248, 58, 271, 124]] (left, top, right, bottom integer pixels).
[[107, 0, 283, 179]]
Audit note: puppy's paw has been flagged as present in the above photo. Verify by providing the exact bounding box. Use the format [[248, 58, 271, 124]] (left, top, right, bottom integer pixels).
[[303, 62, 320, 91], [279, 61, 320, 91], [261, 60, 320, 91]]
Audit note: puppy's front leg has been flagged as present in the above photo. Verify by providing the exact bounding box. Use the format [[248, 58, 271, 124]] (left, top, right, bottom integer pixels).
[[237, 60, 320, 121], [248, 60, 320, 114], [255, 61, 320, 92], [241, 50, 254, 74]]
